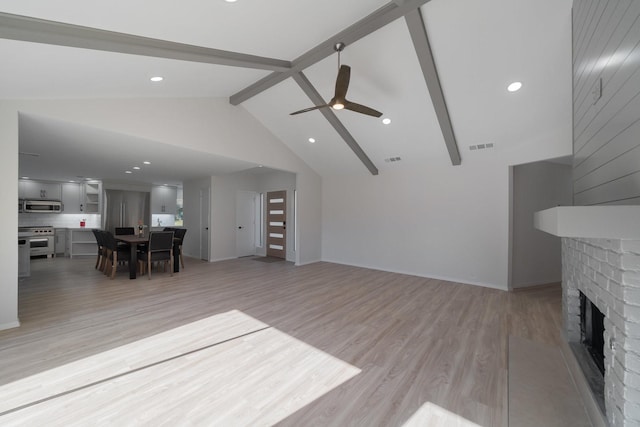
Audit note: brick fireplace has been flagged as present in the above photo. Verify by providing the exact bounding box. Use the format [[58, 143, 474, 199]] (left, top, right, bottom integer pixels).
[[535, 206, 640, 427]]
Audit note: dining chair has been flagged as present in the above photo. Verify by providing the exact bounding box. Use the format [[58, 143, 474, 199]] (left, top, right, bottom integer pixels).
[[98, 230, 111, 272], [91, 229, 105, 270], [102, 231, 129, 279], [114, 227, 137, 262], [165, 227, 187, 269], [138, 231, 174, 280]]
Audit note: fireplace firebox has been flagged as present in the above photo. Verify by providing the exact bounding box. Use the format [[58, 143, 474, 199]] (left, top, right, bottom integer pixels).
[[579, 291, 605, 376]]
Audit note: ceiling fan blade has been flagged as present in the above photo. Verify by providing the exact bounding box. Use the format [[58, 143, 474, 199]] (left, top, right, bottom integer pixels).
[[334, 65, 351, 99], [290, 104, 331, 115], [344, 100, 383, 118]]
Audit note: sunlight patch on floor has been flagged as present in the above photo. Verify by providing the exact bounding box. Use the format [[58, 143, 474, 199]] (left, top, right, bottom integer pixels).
[[0, 310, 361, 425], [402, 402, 481, 427]]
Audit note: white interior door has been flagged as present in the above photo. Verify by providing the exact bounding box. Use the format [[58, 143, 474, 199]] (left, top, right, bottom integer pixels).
[[236, 190, 256, 257], [200, 188, 210, 261]]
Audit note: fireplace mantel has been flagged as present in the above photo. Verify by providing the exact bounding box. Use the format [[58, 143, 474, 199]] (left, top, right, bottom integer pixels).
[[534, 206, 640, 239]]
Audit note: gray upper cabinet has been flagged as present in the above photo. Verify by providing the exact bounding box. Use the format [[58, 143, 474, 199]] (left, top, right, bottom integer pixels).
[[19, 180, 62, 200], [151, 186, 178, 214], [61, 182, 82, 213]]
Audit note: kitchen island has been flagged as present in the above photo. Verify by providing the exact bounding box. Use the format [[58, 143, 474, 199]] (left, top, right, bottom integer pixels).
[[67, 228, 97, 258]]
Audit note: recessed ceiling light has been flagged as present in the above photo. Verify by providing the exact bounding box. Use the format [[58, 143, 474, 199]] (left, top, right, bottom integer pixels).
[[125, 171, 132, 174], [150, 76, 163, 82], [308, 138, 316, 143], [21, 176, 29, 179], [258, 165, 263, 168], [224, 0, 238, 3], [382, 118, 391, 125], [133, 166, 141, 170], [507, 81, 522, 92], [143, 161, 151, 165], [69, 180, 75, 183]]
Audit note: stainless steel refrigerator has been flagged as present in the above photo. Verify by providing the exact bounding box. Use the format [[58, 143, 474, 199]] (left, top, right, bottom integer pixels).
[[102, 190, 151, 234]]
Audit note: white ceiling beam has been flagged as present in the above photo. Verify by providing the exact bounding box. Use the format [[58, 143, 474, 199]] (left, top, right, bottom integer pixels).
[[230, 0, 432, 105], [292, 72, 378, 175], [404, 9, 461, 165], [0, 12, 291, 72]]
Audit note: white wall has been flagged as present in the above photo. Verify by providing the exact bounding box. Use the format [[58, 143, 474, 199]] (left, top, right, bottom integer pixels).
[[0, 107, 19, 329], [322, 158, 510, 289], [511, 161, 573, 288], [0, 98, 322, 330], [182, 177, 212, 260], [291, 169, 321, 266], [210, 173, 258, 262], [322, 119, 573, 290]]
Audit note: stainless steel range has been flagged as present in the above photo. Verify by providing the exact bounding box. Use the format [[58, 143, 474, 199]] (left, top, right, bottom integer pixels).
[[19, 226, 55, 258]]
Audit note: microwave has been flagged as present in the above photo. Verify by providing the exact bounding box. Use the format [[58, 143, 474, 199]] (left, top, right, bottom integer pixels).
[[23, 199, 62, 213]]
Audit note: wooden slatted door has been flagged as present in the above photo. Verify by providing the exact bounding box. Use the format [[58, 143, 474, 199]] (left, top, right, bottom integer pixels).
[[266, 190, 286, 259]]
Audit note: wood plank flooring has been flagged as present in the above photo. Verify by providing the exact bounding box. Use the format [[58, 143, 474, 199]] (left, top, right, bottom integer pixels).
[[0, 256, 583, 426]]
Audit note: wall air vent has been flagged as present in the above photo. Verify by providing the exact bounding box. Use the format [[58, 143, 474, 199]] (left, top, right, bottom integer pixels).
[[384, 156, 402, 163], [469, 143, 494, 151]]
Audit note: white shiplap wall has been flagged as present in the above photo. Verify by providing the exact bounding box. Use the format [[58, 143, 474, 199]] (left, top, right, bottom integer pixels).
[[572, 0, 640, 205]]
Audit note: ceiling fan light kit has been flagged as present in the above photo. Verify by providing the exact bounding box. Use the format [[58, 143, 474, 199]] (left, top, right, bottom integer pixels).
[[290, 42, 382, 118]]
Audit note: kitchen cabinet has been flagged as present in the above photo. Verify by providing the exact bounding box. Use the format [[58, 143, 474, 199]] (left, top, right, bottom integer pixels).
[[61, 183, 82, 213], [55, 228, 67, 256], [19, 180, 62, 200], [151, 186, 177, 215], [68, 229, 97, 258], [82, 181, 101, 214]]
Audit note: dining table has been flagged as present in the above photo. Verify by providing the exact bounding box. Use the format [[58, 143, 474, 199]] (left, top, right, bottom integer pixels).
[[115, 234, 180, 279]]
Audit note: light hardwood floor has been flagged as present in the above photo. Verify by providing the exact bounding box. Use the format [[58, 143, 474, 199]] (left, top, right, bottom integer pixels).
[[0, 256, 585, 426]]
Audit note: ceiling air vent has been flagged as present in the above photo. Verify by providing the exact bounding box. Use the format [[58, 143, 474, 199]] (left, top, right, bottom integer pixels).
[[469, 143, 494, 151], [384, 156, 402, 163]]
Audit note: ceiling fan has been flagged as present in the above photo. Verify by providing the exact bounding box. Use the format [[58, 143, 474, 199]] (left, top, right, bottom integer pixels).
[[290, 42, 382, 118]]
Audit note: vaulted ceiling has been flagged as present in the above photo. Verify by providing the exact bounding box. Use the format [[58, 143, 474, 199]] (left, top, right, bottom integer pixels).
[[1, 0, 572, 183]]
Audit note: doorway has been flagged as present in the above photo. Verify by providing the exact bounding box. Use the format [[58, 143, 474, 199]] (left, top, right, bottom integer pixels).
[[509, 159, 572, 289], [266, 190, 286, 259], [236, 190, 257, 257]]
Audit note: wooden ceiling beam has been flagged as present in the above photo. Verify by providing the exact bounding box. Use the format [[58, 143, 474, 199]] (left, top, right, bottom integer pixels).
[[404, 8, 461, 165], [229, 0, 432, 105], [0, 12, 291, 72]]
